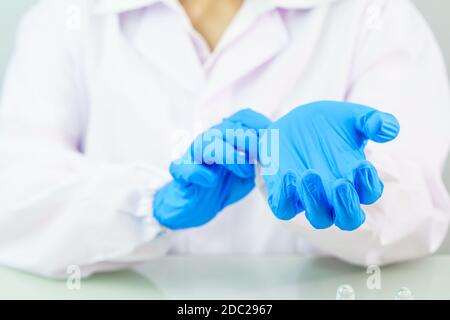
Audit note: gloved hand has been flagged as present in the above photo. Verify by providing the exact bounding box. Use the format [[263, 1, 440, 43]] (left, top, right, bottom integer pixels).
[[154, 109, 271, 230], [261, 101, 400, 231]]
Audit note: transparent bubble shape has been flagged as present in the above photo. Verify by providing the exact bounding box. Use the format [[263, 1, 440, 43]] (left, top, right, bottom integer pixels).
[[395, 287, 414, 300], [336, 284, 356, 300]]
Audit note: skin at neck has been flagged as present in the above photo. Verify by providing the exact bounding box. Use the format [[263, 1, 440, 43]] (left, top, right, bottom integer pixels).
[[179, 0, 244, 51]]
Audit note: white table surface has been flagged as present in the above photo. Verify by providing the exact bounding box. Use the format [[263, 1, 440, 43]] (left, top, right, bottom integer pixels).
[[0, 255, 449, 300]]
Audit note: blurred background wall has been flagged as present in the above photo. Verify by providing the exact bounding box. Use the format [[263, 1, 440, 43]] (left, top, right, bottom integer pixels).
[[0, 0, 450, 250], [0, 0, 36, 83]]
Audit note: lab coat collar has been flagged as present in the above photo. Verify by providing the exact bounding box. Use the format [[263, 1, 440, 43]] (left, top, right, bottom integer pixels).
[[204, 6, 289, 99], [94, 0, 337, 15], [205, 1, 330, 101], [97, 0, 333, 96]]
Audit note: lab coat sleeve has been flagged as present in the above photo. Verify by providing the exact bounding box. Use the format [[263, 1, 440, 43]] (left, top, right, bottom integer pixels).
[[0, 1, 172, 278], [285, 0, 450, 266]]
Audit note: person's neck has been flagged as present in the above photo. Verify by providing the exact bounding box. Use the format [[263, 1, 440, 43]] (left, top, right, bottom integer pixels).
[[179, 0, 244, 51]]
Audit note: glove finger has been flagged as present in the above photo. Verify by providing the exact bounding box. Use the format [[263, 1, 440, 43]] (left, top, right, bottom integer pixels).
[[268, 171, 303, 221], [224, 108, 272, 131], [332, 179, 366, 231], [358, 110, 400, 143], [223, 126, 259, 164], [169, 162, 219, 188], [200, 133, 255, 179], [352, 160, 384, 205], [153, 181, 197, 229], [217, 119, 259, 163], [298, 170, 334, 229]]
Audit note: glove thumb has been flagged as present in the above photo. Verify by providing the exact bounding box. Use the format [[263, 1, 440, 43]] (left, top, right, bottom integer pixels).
[[359, 110, 400, 143]]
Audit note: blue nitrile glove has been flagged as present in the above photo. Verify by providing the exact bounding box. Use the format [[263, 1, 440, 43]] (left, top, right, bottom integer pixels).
[[260, 101, 400, 231], [154, 109, 271, 230]]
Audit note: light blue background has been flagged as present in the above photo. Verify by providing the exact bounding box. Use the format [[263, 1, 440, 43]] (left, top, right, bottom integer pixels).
[[0, 0, 449, 251]]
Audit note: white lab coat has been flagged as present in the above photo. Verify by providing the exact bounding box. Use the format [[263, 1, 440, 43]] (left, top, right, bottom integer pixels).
[[0, 0, 449, 278]]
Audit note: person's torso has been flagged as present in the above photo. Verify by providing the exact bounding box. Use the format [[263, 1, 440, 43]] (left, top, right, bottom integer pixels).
[[74, 0, 377, 255]]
